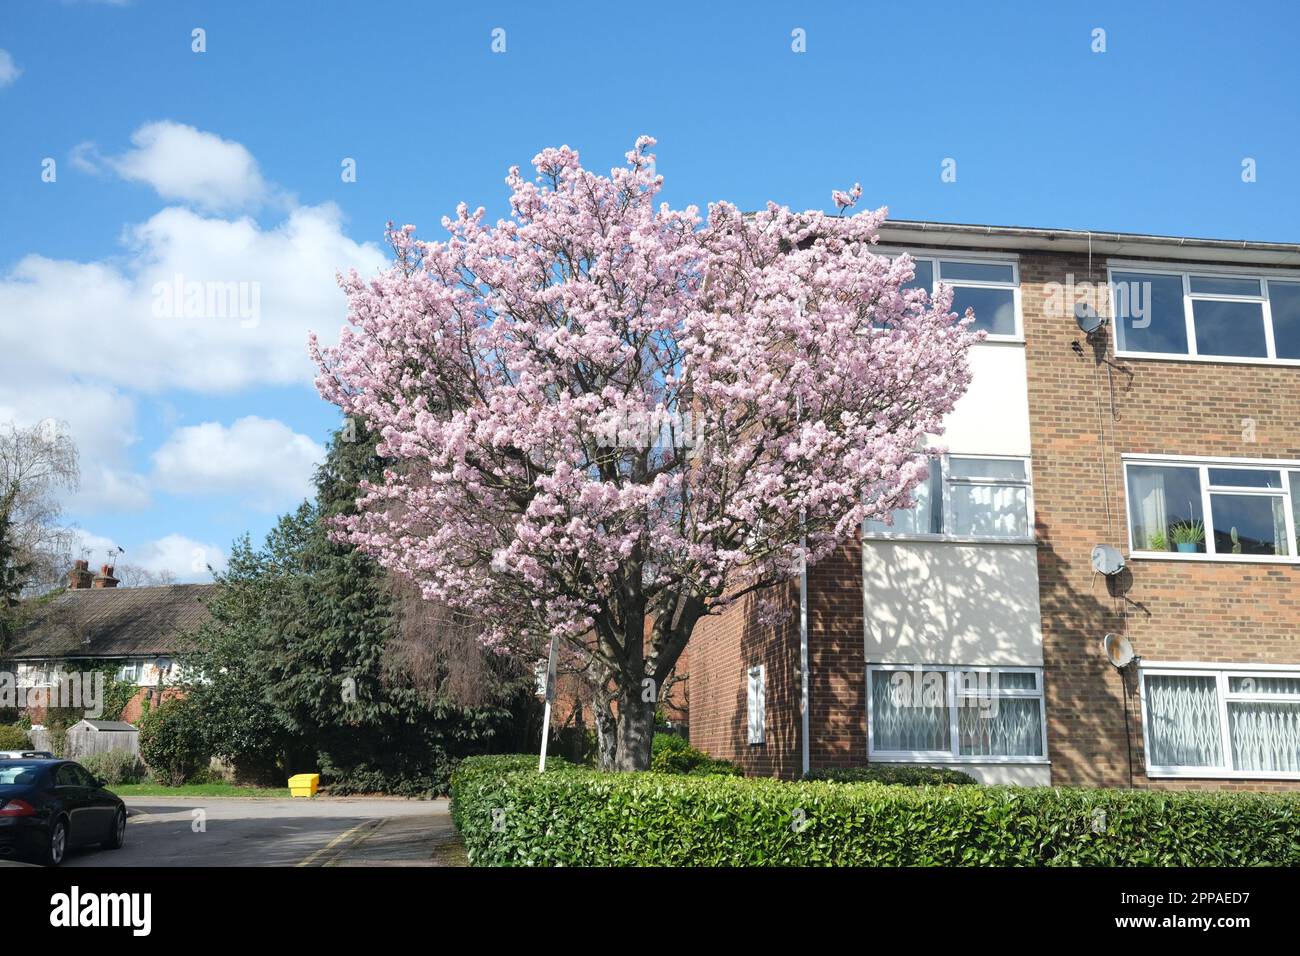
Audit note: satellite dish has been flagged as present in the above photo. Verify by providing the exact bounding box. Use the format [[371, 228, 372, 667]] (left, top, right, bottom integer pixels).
[[1075, 302, 1103, 334], [1091, 544, 1125, 576], [1102, 633, 1136, 669]]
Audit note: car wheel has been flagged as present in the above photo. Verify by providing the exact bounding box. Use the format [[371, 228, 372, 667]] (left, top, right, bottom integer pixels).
[[105, 808, 126, 849], [47, 818, 68, 866]]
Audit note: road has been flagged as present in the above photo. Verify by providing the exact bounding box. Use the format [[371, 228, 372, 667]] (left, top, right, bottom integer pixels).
[[60, 796, 466, 867]]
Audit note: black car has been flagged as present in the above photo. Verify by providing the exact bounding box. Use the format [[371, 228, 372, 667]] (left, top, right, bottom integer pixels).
[[0, 759, 127, 865]]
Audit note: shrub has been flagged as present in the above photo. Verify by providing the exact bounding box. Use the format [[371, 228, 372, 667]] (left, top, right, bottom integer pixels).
[[139, 697, 210, 786], [80, 749, 147, 786], [0, 724, 30, 750], [449, 754, 575, 836], [450, 759, 1300, 866], [805, 765, 977, 786], [650, 733, 742, 777]]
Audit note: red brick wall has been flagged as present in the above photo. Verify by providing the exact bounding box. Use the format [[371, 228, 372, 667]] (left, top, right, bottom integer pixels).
[[688, 578, 803, 777], [688, 538, 867, 778], [806, 538, 867, 771], [1017, 248, 1300, 790]]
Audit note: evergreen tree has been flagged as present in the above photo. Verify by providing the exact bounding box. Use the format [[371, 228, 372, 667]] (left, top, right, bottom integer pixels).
[[185, 423, 528, 793]]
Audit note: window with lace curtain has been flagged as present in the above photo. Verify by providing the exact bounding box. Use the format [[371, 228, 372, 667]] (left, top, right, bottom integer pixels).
[[867, 664, 1047, 761], [1142, 666, 1300, 778]]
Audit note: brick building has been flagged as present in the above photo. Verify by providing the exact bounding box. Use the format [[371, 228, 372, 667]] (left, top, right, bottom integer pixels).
[[2, 561, 214, 724], [689, 220, 1300, 790]]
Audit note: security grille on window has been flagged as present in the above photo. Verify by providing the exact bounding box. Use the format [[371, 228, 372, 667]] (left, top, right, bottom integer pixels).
[[867, 665, 1046, 760], [1142, 666, 1300, 778], [864, 455, 1033, 541], [746, 664, 765, 745]]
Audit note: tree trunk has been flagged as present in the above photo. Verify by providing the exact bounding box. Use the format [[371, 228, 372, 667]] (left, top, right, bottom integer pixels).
[[593, 684, 618, 771], [613, 689, 655, 771]]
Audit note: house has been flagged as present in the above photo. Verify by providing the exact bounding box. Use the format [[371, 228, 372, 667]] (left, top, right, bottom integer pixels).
[[2, 560, 215, 723], [689, 220, 1300, 791]]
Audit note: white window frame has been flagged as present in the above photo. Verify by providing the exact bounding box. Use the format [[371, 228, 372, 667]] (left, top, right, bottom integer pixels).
[[1140, 661, 1300, 780], [118, 661, 140, 684], [866, 663, 1049, 764], [863, 453, 1036, 545], [876, 248, 1023, 342], [1109, 259, 1300, 366], [746, 664, 765, 745], [1123, 453, 1300, 564]]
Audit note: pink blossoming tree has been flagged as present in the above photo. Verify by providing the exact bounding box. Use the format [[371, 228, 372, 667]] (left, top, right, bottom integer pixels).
[[311, 137, 979, 771]]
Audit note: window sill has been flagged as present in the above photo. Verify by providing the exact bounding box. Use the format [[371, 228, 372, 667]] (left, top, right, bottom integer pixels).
[[1146, 768, 1300, 781], [1129, 550, 1300, 566], [864, 534, 1038, 547], [1115, 350, 1300, 368], [867, 754, 1050, 766]]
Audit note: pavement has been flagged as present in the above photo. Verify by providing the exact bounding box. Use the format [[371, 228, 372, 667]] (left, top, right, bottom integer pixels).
[[59, 796, 467, 868]]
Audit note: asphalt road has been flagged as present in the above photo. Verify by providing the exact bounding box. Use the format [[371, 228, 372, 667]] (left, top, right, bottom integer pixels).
[[60, 796, 465, 867]]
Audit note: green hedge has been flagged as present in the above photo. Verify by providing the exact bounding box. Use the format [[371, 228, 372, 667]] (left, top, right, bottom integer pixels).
[[650, 734, 743, 777], [450, 757, 1300, 866], [0, 724, 30, 751], [805, 765, 977, 786]]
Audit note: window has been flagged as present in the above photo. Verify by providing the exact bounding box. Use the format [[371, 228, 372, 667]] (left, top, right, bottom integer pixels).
[[864, 455, 1033, 541], [889, 253, 1021, 338], [868, 665, 1046, 761], [746, 665, 765, 745], [118, 661, 140, 683], [1111, 264, 1300, 363], [1142, 665, 1300, 778], [1125, 457, 1300, 560]]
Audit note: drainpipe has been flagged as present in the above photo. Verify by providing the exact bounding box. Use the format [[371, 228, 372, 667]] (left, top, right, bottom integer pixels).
[[795, 390, 810, 778], [799, 529, 810, 777]]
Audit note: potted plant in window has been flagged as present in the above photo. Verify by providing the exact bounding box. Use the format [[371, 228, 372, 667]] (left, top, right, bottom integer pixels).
[[1146, 530, 1169, 552], [1170, 520, 1204, 553]]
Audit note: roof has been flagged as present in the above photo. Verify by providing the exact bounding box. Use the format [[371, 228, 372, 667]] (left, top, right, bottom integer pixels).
[[876, 220, 1300, 267], [3, 584, 217, 660], [75, 720, 138, 732]]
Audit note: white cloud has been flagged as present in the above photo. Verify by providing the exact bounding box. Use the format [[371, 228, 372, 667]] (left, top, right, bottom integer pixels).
[[151, 415, 324, 510], [70, 528, 227, 584], [0, 201, 385, 392], [0, 50, 19, 89], [0, 380, 151, 513], [100, 121, 272, 212]]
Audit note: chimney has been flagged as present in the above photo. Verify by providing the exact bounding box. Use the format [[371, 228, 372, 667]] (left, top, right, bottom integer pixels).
[[68, 559, 94, 590], [92, 563, 119, 589]]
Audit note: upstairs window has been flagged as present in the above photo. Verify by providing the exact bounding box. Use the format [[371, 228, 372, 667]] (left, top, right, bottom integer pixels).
[[892, 254, 1021, 338], [1125, 457, 1300, 560], [1112, 265, 1300, 362], [864, 455, 1033, 542]]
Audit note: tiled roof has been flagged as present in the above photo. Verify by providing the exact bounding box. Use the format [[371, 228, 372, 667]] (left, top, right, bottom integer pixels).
[[3, 584, 217, 660]]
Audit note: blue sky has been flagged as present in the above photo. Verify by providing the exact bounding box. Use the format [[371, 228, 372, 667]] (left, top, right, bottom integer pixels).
[[2, 0, 1298, 581]]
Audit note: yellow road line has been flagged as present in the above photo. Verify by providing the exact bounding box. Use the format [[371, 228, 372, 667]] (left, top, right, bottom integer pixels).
[[296, 819, 380, 867]]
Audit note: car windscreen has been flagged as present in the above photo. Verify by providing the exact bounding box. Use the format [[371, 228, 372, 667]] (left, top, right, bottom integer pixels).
[[0, 762, 46, 786]]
